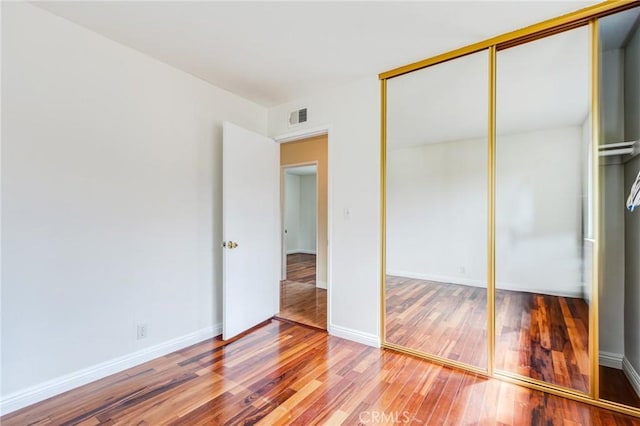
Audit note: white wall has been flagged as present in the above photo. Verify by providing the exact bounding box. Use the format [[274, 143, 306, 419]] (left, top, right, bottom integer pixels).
[[581, 114, 593, 306], [598, 47, 626, 358], [496, 127, 583, 296], [600, 163, 626, 357], [298, 174, 317, 253], [386, 137, 488, 287], [624, 155, 640, 375], [1, 1, 267, 406], [268, 77, 380, 345], [624, 23, 640, 377], [284, 173, 301, 253], [624, 26, 640, 145], [387, 126, 584, 297], [602, 49, 625, 145], [284, 172, 316, 255]]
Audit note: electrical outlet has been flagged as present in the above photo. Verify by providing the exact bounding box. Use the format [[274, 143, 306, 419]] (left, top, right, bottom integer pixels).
[[137, 324, 148, 340]]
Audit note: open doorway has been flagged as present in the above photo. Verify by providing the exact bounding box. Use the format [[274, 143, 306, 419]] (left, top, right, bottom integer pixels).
[[277, 134, 328, 330]]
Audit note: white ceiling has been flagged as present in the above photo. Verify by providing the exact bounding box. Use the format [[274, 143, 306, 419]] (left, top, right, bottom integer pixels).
[[387, 24, 590, 149], [33, 1, 598, 107]]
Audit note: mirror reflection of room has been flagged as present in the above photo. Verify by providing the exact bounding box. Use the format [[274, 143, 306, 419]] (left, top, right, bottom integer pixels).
[[385, 50, 489, 369], [279, 164, 327, 329], [494, 26, 592, 393], [598, 6, 640, 409]]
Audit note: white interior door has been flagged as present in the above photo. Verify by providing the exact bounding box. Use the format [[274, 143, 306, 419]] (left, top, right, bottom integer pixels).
[[222, 122, 279, 340]]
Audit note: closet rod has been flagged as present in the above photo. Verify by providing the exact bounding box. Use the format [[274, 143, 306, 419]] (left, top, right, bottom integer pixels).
[[597, 139, 640, 159], [598, 140, 637, 149], [599, 148, 633, 157]]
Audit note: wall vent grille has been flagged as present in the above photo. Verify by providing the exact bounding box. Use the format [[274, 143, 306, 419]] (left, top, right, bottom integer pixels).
[[288, 108, 308, 127]]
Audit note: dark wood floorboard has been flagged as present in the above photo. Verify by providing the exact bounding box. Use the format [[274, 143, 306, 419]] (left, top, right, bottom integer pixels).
[[3, 319, 639, 425], [600, 365, 640, 409], [278, 254, 326, 329]]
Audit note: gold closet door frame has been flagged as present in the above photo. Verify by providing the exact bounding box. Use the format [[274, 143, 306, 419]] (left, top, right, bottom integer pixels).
[[379, 0, 640, 419]]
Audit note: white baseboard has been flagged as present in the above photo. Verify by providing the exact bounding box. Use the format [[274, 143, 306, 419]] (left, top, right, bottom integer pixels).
[[623, 357, 640, 399], [599, 351, 623, 369], [0, 323, 222, 416], [286, 249, 316, 255], [316, 280, 327, 289], [386, 270, 583, 298], [328, 324, 380, 348], [387, 270, 485, 289]]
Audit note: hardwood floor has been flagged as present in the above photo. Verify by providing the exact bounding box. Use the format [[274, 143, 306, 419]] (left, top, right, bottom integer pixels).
[[278, 280, 327, 329], [496, 286, 590, 393], [386, 276, 591, 393], [3, 319, 638, 425], [286, 253, 316, 285], [600, 366, 640, 409], [385, 276, 488, 368], [278, 253, 326, 329]]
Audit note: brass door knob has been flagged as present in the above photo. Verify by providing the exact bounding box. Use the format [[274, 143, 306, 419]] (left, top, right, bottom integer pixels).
[[223, 241, 238, 249]]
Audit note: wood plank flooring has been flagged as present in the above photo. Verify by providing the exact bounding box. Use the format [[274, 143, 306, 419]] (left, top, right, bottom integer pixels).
[[600, 366, 640, 409], [385, 276, 591, 393], [496, 286, 590, 393], [278, 281, 327, 329], [286, 253, 316, 285], [278, 254, 326, 329], [385, 276, 488, 368], [3, 319, 639, 425]]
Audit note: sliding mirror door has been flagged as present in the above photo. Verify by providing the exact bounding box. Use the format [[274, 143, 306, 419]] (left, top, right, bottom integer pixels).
[[385, 51, 489, 370], [494, 26, 592, 393], [598, 6, 640, 409]]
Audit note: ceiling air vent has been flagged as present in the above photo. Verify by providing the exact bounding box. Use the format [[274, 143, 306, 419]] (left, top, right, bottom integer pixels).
[[288, 108, 308, 127]]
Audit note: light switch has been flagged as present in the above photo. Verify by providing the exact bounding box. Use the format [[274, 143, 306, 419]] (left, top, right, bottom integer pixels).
[[343, 208, 351, 219]]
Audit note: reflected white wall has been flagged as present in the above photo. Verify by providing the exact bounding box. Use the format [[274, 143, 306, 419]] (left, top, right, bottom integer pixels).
[[387, 126, 585, 297], [387, 137, 487, 287]]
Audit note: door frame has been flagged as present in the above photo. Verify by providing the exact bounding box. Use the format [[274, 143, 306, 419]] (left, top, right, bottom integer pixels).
[[275, 125, 332, 329], [281, 161, 320, 283]]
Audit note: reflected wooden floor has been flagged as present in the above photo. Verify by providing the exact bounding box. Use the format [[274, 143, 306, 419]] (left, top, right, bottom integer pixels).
[[278, 254, 326, 329], [386, 276, 590, 393], [496, 286, 590, 393], [3, 319, 638, 425], [385, 275, 488, 368]]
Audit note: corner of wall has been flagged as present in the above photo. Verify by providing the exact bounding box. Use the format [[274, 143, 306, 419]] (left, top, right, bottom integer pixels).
[[623, 356, 640, 399], [328, 324, 380, 348]]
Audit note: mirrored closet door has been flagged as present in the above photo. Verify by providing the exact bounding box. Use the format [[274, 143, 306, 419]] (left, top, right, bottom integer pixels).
[[385, 50, 489, 370], [382, 1, 640, 417], [494, 25, 592, 394], [598, 6, 640, 409]]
